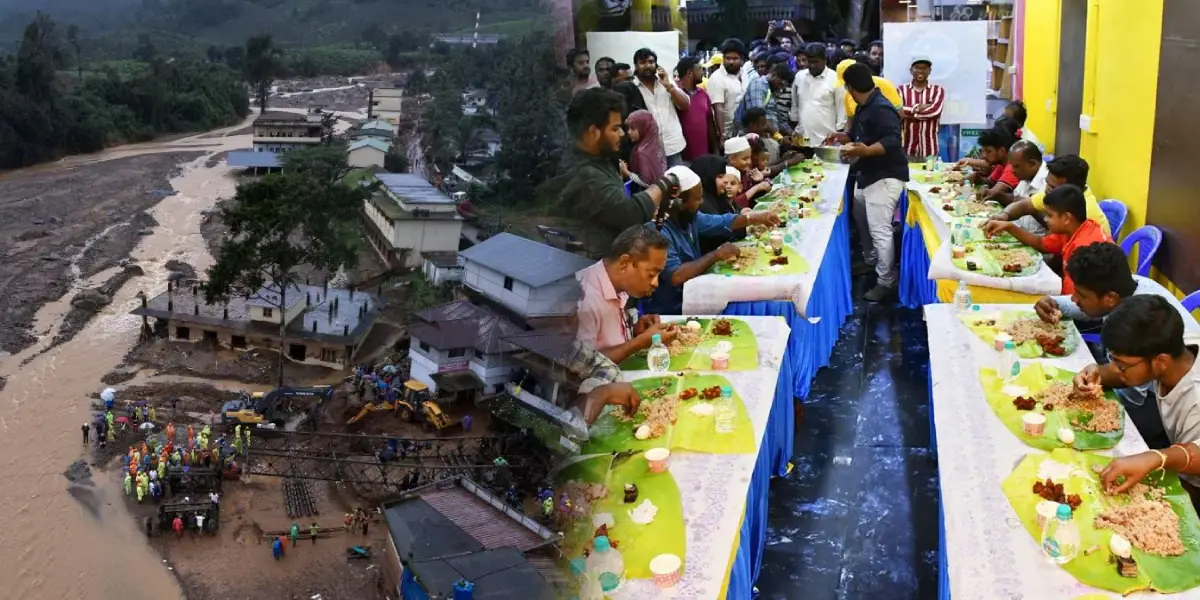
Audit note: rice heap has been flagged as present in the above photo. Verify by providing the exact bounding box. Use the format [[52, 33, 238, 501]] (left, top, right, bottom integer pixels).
[[1004, 318, 1063, 345], [669, 327, 701, 356], [1037, 382, 1120, 432], [611, 378, 680, 439], [1095, 483, 1186, 556], [992, 247, 1036, 268], [564, 480, 608, 516]]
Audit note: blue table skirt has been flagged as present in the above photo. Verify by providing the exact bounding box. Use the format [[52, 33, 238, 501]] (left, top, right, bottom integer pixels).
[[723, 208, 853, 599], [898, 191, 939, 309], [725, 333, 798, 600]]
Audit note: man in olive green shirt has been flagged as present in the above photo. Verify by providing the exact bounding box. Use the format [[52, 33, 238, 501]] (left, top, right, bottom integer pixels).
[[540, 88, 677, 259]]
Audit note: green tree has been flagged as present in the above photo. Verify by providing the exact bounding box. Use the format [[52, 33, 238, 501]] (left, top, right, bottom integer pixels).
[[206, 45, 223, 63], [203, 156, 365, 386], [66, 24, 82, 80], [16, 12, 64, 102], [384, 145, 410, 173], [491, 36, 564, 199], [133, 33, 156, 62], [244, 33, 282, 111]]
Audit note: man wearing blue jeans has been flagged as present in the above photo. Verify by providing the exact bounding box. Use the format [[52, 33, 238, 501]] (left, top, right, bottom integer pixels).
[[829, 63, 909, 302]]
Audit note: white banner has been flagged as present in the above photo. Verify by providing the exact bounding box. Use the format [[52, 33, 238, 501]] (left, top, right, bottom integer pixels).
[[882, 21, 989, 125], [586, 31, 681, 77]]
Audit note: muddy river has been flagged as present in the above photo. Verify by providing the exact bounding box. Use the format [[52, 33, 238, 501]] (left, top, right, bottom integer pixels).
[[0, 115, 264, 600]]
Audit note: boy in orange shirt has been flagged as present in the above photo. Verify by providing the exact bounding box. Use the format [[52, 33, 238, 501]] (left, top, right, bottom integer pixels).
[[982, 184, 1111, 294]]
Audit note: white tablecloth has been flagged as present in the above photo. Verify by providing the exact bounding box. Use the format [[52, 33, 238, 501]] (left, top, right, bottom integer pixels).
[[680, 165, 850, 317], [909, 178, 1063, 297], [613, 315, 790, 599], [926, 303, 1200, 599]]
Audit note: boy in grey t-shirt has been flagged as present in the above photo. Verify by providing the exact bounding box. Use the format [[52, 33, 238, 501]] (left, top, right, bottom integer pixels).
[[1077, 296, 1200, 497]]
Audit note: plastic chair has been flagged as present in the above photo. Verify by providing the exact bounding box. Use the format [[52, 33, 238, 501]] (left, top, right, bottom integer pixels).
[[1182, 290, 1200, 313], [624, 180, 633, 197], [1098, 199, 1128, 241], [1119, 225, 1163, 277]]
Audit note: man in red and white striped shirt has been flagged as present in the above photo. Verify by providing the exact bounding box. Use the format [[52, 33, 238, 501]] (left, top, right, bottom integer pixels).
[[898, 57, 945, 160]]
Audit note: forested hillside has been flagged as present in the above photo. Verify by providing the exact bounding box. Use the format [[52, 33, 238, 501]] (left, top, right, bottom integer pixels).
[[0, 0, 544, 48]]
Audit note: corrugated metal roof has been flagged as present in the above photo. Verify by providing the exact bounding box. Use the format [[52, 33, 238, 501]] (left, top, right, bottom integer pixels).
[[459, 233, 593, 288], [348, 138, 391, 153], [409, 300, 524, 353], [419, 487, 547, 552], [375, 173, 454, 205], [225, 150, 281, 168], [359, 119, 394, 132]]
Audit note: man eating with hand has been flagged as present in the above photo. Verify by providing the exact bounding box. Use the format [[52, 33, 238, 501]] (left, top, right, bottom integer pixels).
[[642, 165, 780, 315], [1074, 296, 1200, 505], [576, 225, 679, 364], [1034, 242, 1200, 448]]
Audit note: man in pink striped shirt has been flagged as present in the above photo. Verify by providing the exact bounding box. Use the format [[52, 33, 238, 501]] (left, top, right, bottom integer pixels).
[[898, 57, 945, 160]]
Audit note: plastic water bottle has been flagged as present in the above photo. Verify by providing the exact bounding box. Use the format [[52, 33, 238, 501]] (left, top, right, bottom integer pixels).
[[953, 281, 972, 313], [788, 218, 803, 242], [715, 385, 736, 434], [998, 340, 1021, 383], [781, 169, 792, 186], [1041, 504, 1081, 565], [570, 557, 602, 600], [586, 536, 625, 594], [646, 333, 670, 373]]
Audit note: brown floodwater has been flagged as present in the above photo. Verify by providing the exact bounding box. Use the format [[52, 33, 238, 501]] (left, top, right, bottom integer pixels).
[[0, 115, 257, 600]]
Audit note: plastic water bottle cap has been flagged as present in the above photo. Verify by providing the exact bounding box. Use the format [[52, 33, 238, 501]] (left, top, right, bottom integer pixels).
[[569, 557, 586, 576], [598, 572, 620, 592], [594, 535, 611, 552], [721, 386, 732, 396], [1056, 503, 1072, 519], [651, 334, 662, 345], [972, 305, 981, 311], [1004, 340, 1016, 349]]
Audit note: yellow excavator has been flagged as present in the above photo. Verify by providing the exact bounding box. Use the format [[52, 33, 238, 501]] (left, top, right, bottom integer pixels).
[[346, 380, 454, 433]]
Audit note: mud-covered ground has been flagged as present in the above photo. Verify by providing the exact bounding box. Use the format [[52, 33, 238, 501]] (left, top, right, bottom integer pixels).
[[0, 152, 203, 354], [269, 74, 404, 113]]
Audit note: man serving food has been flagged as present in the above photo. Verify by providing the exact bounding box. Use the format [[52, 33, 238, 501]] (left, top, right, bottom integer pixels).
[[641, 165, 780, 315]]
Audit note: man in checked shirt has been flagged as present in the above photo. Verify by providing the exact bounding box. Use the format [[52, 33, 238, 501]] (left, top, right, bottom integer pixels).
[[898, 56, 946, 160]]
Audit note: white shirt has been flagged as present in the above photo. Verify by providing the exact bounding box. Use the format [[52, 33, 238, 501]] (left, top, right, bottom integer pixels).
[[196, 515, 205, 529], [634, 78, 686, 157], [790, 67, 846, 143], [1013, 160, 1049, 199], [706, 66, 747, 139], [1156, 345, 1200, 486]]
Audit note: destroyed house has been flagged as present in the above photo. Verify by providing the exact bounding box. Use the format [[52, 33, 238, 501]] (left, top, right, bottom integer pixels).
[[131, 282, 380, 369]]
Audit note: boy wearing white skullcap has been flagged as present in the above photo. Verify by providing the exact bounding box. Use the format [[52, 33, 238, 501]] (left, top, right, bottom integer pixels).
[[642, 166, 780, 314]]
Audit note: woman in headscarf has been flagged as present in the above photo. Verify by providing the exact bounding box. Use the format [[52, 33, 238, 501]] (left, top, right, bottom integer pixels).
[[621, 110, 667, 191]]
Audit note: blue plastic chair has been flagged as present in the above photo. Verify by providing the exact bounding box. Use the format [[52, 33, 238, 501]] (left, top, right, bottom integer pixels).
[[1119, 225, 1163, 277], [1098, 199, 1128, 241], [1182, 290, 1200, 313], [623, 180, 633, 197]]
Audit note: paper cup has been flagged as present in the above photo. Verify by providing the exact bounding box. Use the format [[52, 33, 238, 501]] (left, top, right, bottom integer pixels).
[[650, 554, 682, 588], [1035, 501, 1058, 529], [1023, 413, 1046, 436], [993, 332, 1012, 352], [951, 245, 966, 259], [645, 448, 670, 473], [710, 351, 730, 370]]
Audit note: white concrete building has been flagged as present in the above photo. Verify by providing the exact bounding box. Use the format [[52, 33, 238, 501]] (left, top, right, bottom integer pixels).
[[347, 138, 391, 168], [421, 252, 464, 286], [252, 111, 324, 153], [362, 173, 463, 268], [459, 233, 593, 320], [406, 300, 524, 399], [368, 87, 404, 128]]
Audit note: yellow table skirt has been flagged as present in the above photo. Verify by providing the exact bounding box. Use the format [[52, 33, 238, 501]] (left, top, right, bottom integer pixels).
[[905, 191, 1045, 305]]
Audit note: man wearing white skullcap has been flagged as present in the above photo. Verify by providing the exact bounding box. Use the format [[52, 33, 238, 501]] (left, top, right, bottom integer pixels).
[[641, 166, 781, 314], [723, 136, 751, 156]]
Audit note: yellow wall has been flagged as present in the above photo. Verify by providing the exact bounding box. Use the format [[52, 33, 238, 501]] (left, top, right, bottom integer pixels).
[[1077, 0, 1163, 238], [1020, 0, 1163, 236], [1021, 0, 1061, 152], [1022, 0, 1187, 296]]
